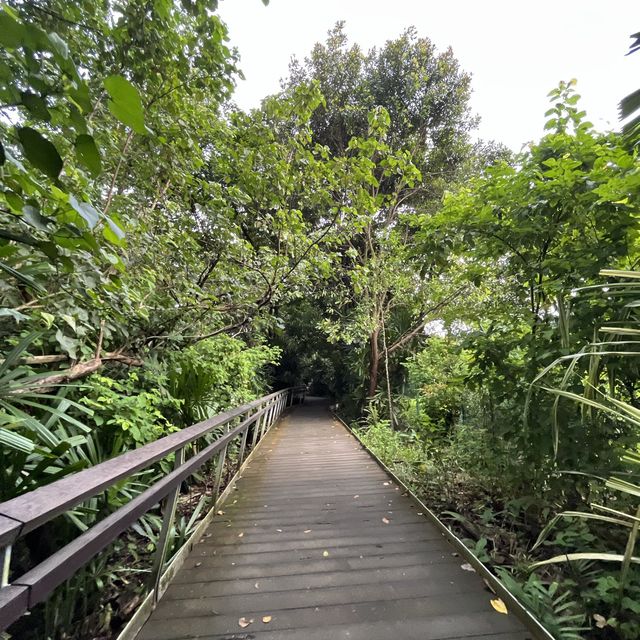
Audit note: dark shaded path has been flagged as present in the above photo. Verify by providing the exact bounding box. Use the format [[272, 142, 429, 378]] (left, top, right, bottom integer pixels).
[[138, 399, 532, 640]]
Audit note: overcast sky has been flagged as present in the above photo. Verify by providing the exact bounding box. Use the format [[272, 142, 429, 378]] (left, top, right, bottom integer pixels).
[[218, 0, 640, 150]]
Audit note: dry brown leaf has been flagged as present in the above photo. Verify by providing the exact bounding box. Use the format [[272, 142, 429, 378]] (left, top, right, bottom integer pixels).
[[490, 598, 508, 615], [238, 617, 253, 628], [593, 614, 607, 628], [382, 517, 390, 524], [262, 615, 272, 623]]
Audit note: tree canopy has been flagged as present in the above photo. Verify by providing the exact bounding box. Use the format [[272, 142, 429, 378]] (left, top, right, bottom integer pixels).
[[1, 4, 639, 639]]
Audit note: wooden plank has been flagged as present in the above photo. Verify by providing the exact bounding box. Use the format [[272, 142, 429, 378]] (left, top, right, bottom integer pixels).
[[136, 398, 533, 640]]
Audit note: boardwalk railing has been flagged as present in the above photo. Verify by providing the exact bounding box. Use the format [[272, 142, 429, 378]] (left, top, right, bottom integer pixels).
[[0, 385, 306, 631]]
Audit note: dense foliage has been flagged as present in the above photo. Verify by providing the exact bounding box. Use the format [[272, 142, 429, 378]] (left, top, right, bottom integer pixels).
[[0, 2, 638, 639]]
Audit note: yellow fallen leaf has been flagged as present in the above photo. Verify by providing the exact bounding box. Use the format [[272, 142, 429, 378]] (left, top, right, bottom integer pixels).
[[238, 617, 253, 628], [262, 615, 272, 623], [490, 598, 508, 615], [323, 550, 329, 557]]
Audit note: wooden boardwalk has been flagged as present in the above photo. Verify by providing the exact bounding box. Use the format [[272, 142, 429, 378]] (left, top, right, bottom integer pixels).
[[138, 399, 533, 640]]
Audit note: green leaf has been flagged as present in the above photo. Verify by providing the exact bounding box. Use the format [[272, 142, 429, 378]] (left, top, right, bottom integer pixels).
[[104, 75, 146, 134], [103, 218, 125, 245], [47, 32, 69, 60], [21, 91, 50, 121], [17, 127, 63, 179], [69, 195, 100, 229], [22, 204, 52, 231], [0, 261, 45, 293], [55, 329, 79, 359], [0, 8, 25, 48], [74, 134, 102, 177], [0, 308, 29, 324], [0, 428, 35, 454]]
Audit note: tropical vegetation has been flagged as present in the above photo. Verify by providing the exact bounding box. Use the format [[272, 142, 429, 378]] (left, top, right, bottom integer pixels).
[[0, 2, 638, 638]]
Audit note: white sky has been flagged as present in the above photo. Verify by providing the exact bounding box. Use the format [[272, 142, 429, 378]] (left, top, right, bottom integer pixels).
[[218, 0, 640, 150]]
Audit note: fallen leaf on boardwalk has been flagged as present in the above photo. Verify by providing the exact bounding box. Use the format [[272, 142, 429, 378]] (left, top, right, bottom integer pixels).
[[276, 529, 283, 532], [195, 562, 202, 567], [238, 532, 244, 538], [254, 582, 259, 589], [262, 615, 272, 623], [490, 598, 508, 615], [382, 517, 390, 524], [217, 510, 224, 515], [460, 563, 475, 572], [238, 617, 253, 628], [353, 495, 359, 499], [323, 550, 329, 557], [383, 482, 389, 486], [304, 529, 312, 533]]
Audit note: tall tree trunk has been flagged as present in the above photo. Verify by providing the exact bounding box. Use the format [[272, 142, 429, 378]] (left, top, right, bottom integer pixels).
[[367, 327, 380, 398]]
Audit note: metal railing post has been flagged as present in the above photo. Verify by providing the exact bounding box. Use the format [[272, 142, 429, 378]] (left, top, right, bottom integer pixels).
[[261, 402, 272, 438], [251, 408, 263, 449], [150, 446, 184, 605], [212, 447, 227, 506], [1, 545, 12, 587], [238, 420, 250, 467]]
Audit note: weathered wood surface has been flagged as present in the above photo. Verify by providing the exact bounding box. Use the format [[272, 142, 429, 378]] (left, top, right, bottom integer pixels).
[[138, 398, 532, 640]]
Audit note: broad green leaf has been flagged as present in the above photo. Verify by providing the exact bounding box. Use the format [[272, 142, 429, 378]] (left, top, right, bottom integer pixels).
[[0, 308, 28, 324], [17, 127, 63, 179], [0, 8, 25, 48], [47, 32, 69, 59], [21, 91, 50, 121], [69, 195, 100, 229], [103, 218, 126, 245], [104, 75, 146, 134], [22, 204, 51, 231], [55, 329, 79, 359], [74, 134, 102, 176]]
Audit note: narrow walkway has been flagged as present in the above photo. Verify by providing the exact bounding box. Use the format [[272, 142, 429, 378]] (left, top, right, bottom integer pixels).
[[138, 399, 532, 640]]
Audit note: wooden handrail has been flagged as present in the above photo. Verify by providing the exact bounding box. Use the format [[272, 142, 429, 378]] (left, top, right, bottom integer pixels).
[[0, 385, 306, 632], [0, 389, 286, 545]]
